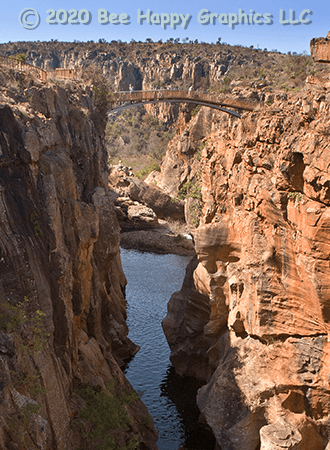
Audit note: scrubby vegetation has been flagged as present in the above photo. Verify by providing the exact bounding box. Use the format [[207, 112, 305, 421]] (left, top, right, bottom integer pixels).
[[0, 296, 49, 355], [135, 162, 161, 179], [173, 175, 203, 228], [208, 52, 319, 93], [0, 297, 50, 448], [73, 380, 140, 450], [175, 176, 202, 202], [106, 108, 174, 175]]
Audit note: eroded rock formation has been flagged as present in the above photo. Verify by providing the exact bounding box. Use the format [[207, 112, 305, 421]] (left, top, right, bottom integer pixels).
[[311, 34, 330, 63], [0, 76, 157, 449], [162, 72, 330, 449]]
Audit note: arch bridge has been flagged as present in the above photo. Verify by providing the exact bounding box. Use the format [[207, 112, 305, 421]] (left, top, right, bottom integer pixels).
[[110, 90, 259, 118]]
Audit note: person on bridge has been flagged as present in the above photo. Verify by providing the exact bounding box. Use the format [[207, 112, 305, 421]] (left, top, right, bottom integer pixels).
[[188, 85, 193, 96], [129, 84, 134, 95]]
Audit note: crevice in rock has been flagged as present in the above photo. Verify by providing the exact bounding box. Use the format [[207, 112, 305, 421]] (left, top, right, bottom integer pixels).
[[249, 332, 328, 345]]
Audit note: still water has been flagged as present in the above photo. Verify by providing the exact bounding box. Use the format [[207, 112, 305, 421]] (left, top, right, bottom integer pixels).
[[120, 248, 215, 450]]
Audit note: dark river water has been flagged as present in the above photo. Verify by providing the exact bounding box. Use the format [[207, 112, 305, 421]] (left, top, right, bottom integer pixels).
[[120, 248, 215, 450]]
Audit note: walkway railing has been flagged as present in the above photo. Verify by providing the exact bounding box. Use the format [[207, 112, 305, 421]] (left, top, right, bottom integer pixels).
[[0, 55, 47, 81], [0, 55, 76, 82]]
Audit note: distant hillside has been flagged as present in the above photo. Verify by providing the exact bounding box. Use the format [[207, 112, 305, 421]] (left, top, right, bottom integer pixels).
[[1, 40, 329, 93]]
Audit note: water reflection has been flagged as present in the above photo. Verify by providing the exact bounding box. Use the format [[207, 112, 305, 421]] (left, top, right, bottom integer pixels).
[[160, 366, 215, 450], [120, 248, 215, 450]]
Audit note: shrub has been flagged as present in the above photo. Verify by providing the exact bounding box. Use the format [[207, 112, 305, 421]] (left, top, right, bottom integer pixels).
[[141, 415, 153, 427], [82, 66, 113, 116], [191, 105, 201, 116], [173, 234, 182, 243], [176, 177, 202, 201], [1, 296, 50, 445], [30, 211, 43, 237], [135, 162, 160, 179], [287, 191, 302, 201], [0, 298, 27, 332], [16, 53, 26, 62], [189, 202, 202, 228], [174, 176, 203, 228], [74, 381, 140, 450], [8, 403, 42, 447]]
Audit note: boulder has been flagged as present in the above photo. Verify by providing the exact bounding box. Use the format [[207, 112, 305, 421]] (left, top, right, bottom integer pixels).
[[260, 420, 302, 450], [114, 196, 159, 230], [127, 204, 159, 228], [110, 176, 184, 221]]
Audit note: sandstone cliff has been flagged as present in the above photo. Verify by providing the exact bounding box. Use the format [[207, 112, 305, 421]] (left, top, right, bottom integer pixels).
[[162, 73, 330, 449], [0, 70, 157, 449]]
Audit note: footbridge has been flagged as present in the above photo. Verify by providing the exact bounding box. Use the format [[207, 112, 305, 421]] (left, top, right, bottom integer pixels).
[[110, 90, 259, 118]]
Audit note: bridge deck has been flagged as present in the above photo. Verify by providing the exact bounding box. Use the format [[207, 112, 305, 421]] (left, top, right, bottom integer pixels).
[[111, 90, 258, 112]]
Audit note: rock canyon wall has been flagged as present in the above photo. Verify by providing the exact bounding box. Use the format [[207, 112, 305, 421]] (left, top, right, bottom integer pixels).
[[0, 73, 157, 449], [162, 74, 330, 449], [2, 41, 330, 450]]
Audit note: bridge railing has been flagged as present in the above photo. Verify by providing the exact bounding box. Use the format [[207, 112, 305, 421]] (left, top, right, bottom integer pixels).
[[47, 68, 77, 80]]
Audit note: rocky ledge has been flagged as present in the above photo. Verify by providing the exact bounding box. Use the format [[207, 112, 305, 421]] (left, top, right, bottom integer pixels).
[[108, 163, 194, 255]]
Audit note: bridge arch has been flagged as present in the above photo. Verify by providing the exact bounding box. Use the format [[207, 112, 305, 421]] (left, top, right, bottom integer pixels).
[[109, 90, 259, 118], [109, 98, 242, 117]]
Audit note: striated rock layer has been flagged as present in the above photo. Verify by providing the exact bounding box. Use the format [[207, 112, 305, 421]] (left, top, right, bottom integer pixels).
[[0, 77, 157, 449], [162, 73, 330, 449]]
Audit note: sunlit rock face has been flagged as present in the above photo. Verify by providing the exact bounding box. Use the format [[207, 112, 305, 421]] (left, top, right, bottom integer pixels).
[[0, 82, 157, 450], [163, 74, 330, 449], [311, 36, 330, 63]]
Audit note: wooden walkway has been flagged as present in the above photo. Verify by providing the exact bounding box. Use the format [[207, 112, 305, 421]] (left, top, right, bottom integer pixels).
[[0, 55, 75, 81]]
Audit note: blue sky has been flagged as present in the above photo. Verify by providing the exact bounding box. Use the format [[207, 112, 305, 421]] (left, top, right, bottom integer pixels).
[[1, 0, 329, 54]]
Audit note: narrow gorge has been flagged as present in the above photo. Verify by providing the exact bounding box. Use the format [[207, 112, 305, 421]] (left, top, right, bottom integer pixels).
[[1, 39, 330, 450]]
